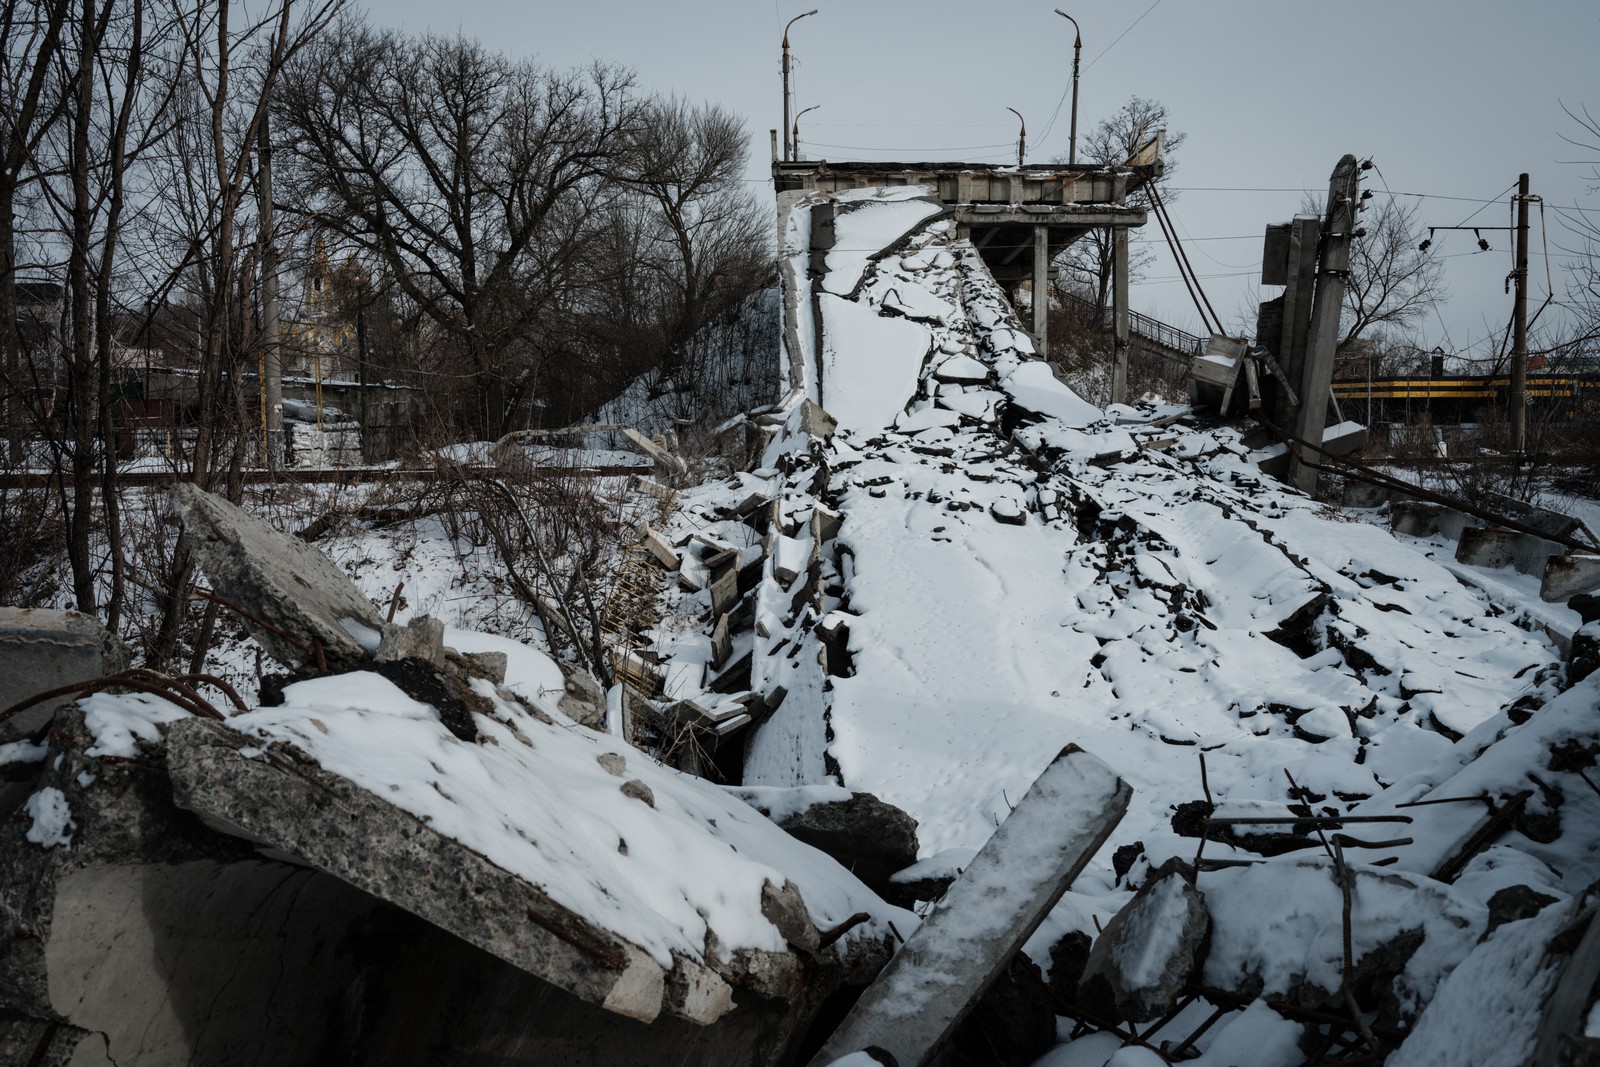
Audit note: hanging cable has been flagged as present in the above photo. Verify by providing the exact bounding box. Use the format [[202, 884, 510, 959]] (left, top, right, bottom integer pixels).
[[1149, 182, 1225, 335]]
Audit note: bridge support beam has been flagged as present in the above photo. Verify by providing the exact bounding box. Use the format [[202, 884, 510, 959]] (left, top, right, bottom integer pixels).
[[1112, 226, 1129, 406], [1032, 225, 1049, 355]]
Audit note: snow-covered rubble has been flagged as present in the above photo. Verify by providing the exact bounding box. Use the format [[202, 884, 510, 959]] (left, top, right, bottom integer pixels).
[[647, 185, 1600, 1062]]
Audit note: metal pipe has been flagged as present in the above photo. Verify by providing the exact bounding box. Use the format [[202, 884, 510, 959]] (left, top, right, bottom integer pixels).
[[781, 9, 817, 162], [1054, 10, 1082, 165]]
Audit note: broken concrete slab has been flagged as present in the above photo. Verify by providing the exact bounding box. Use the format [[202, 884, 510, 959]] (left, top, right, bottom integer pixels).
[[644, 527, 682, 571], [1079, 860, 1209, 1022], [0, 607, 128, 740], [0, 706, 840, 1067], [171, 483, 387, 669], [711, 614, 733, 670], [165, 717, 670, 1022], [807, 746, 1130, 1067], [375, 613, 446, 666], [1543, 554, 1600, 603], [623, 427, 688, 482]]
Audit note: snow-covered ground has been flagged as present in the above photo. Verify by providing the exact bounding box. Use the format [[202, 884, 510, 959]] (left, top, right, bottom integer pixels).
[[647, 186, 1600, 1063]]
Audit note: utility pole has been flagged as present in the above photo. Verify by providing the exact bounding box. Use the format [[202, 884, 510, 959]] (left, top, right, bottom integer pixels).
[[1287, 153, 1360, 494], [781, 10, 817, 162], [1510, 172, 1530, 454]]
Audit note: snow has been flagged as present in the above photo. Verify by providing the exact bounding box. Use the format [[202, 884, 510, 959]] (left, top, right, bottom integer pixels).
[[24, 786, 74, 848], [1183, 998, 1305, 1067], [1386, 905, 1567, 1067], [81, 691, 190, 758], [0, 739, 48, 766], [648, 187, 1600, 1061], [444, 627, 566, 711], [820, 192, 945, 297], [817, 292, 930, 434]]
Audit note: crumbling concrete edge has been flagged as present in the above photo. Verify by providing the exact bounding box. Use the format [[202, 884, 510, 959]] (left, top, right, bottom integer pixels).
[[164, 717, 673, 1023]]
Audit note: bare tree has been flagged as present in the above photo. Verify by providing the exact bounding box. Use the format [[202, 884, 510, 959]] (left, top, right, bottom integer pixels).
[[1053, 96, 1186, 317], [0, 0, 70, 463], [1318, 193, 1446, 355], [1558, 102, 1600, 348], [276, 19, 640, 439], [623, 97, 770, 381]]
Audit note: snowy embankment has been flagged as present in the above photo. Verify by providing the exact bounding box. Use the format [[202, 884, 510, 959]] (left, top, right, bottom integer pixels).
[[646, 186, 1598, 1062]]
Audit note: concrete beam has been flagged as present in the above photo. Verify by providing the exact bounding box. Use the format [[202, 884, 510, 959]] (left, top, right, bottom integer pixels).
[[1032, 225, 1049, 353], [807, 746, 1130, 1067], [1112, 226, 1130, 406], [954, 206, 1145, 229]]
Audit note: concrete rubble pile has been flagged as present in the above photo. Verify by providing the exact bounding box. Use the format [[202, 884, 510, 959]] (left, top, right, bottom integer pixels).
[[0, 486, 920, 1067], [624, 185, 1600, 1065]]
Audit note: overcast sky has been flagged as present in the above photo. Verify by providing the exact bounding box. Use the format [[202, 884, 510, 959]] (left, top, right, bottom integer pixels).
[[372, 0, 1599, 368]]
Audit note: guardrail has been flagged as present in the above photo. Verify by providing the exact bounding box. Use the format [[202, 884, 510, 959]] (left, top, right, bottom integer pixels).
[[1059, 291, 1204, 359]]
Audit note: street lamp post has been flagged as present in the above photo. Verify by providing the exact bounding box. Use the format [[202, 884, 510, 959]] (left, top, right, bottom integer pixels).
[[1006, 107, 1026, 166], [782, 9, 818, 162], [1054, 10, 1082, 165], [792, 105, 820, 161]]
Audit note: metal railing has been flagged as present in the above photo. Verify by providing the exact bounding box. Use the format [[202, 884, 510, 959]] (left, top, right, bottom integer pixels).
[[1060, 291, 1205, 361]]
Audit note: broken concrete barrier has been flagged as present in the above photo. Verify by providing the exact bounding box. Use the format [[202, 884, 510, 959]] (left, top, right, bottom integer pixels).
[[1456, 526, 1563, 578], [1542, 554, 1600, 603], [808, 746, 1130, 1067], [0, 607, 128, 740]]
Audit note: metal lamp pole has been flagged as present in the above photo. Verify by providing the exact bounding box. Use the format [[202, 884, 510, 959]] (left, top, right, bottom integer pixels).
[[1054, 10, 1081, 165], [792, 105, 820, 160], [1006, 107, 1026, 166], [782, 9, 817, 162]]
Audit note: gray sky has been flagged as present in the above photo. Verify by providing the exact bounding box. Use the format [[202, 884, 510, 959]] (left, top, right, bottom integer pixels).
[[373, 0, 1599, 368]]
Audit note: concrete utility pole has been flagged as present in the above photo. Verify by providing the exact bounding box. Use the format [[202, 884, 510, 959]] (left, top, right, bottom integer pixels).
[[258, 111, 282, 471], [781, 9, 817, 162], [1032, 225, 1049, 351], [1510, 172, 1530, 454], [1287, 153, 1360, 493], [1054, 11, 1082, 165]]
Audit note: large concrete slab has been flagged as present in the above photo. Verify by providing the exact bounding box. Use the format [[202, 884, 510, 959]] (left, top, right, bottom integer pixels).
[[170, 483, 386, 668], [807, 746, 1130, 1067], [164, 717, 671, 1023]]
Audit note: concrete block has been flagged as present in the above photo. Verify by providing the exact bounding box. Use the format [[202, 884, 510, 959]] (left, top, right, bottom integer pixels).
[[710, 568, 741, 617], [1390, 501, 1473, 542], [170, 483, 386, 669], [1342, 480, 1390, 509], [808, 746, 1130, 1067], [376, 614, 446, 666], [1542, 555, 1600, 603], [628, 474, 677, 503], [1456, 526, 1563, 577], [0, 608, 128, 740], [622, 427, 687, 481]]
